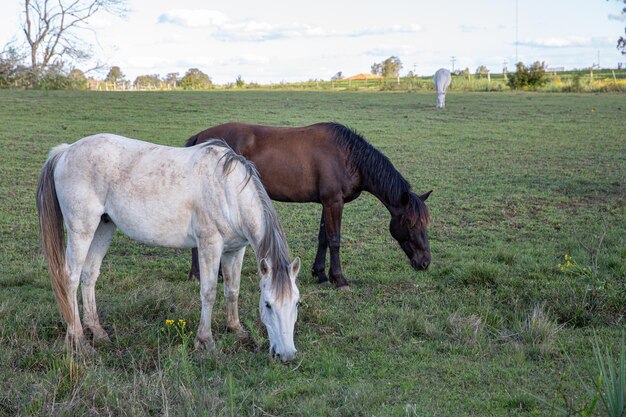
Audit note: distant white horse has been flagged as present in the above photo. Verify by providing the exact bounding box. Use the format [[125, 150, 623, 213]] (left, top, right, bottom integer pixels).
[[434, 68, 452, 109], [37, 134, 301, 361]]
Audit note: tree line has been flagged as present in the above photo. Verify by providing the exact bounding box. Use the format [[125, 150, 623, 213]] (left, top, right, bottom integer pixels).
[[102, 66, 213, 90]]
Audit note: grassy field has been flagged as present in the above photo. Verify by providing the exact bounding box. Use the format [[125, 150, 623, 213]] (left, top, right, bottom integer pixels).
[[0, 89, 624, 416]]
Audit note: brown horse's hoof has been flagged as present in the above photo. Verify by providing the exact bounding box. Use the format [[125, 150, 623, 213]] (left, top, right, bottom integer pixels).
[[331, 274, 349, 288], [312, 269, 330, 285]]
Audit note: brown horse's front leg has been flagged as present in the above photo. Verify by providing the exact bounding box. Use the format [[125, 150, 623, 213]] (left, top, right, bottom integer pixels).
[[322, 203, 349, 288], [312, 213, 330, 285], [189, 247, 200, 280]]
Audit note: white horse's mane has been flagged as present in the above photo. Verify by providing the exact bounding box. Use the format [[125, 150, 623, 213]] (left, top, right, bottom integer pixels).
[[197, 139, 293, 300]]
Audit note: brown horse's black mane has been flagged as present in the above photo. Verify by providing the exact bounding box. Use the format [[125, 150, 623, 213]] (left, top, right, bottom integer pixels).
[[325, 122, 430, 226]]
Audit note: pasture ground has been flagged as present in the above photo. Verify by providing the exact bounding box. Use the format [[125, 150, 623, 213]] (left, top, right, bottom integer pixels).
[[0, 90, 624, 416]]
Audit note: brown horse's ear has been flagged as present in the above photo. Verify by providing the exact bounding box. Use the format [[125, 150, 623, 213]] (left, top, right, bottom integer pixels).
[[401, 191, 410, 206], [260, 258, 270, 276], [419, 190, 433, 202]]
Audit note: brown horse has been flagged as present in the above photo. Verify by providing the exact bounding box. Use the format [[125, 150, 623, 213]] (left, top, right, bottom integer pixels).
[[186, 122, 431, 288]]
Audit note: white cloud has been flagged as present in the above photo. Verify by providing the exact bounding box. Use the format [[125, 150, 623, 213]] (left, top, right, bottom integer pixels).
[[157, 9, 230, 28], [157, 9, 420, 42], [518, 36, 613, 48], [227, 54, 270, 66], [365, 45, 420, 57], [608, 13, 626, 22], [346, 24, 421, 37], [459, 24, 485, 33]]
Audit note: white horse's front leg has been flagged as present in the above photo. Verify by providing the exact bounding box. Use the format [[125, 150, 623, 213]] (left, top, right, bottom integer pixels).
[[195, 241, 221, 352], [221, 247, 247, 338]]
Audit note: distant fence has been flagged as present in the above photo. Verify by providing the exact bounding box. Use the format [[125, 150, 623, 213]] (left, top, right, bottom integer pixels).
[[84, 69, 626, 92]]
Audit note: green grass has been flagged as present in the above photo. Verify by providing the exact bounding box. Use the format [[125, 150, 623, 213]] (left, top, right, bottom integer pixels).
[[0, 89, 624, 416]]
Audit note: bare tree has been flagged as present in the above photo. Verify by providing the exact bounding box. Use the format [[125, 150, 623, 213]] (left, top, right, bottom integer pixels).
[[608, 0, 626, 55], [21, 0, 125, 70]]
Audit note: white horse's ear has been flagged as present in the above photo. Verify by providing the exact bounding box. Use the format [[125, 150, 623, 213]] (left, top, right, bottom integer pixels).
[[260, 258, 270, 276], [289, 257, 301, 278]]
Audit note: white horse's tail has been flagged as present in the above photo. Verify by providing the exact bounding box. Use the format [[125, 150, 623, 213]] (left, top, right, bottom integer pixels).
[[36, 144, 72, 324]]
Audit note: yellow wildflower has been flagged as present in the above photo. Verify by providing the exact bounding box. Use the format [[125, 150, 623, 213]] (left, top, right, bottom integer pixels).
[[566, 261, 571, 267], [166, 319, 174, 326]]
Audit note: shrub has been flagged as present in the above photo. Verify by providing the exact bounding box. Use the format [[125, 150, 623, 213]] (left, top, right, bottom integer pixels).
[[507, 61, 548, 90]]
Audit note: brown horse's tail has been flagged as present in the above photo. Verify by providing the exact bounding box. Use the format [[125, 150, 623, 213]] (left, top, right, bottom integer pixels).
[[36, 144, 72, 324], [185, 133, 199, 147]]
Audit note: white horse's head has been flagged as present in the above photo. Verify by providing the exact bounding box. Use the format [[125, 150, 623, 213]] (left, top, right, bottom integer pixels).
[[436, 92, 446, 108], [258, 257, 301, 362]]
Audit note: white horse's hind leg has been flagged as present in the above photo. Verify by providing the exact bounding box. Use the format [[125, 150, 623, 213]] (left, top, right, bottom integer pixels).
[[64, 218, 101, 350], [195, 241, 222, 352], [221, 248, 247, 337], [81, 219, 116, 342]]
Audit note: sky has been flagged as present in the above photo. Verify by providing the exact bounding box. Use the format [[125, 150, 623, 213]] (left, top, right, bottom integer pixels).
[[1, 0, 625, 84]]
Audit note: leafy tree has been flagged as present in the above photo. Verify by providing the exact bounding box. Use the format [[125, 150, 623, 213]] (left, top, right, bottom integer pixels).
[[164, 72, 179, 88], [331, 71, 343, 81], [371, 62, 382, 75], [134, 74, 160, 89], [371, 56, 403, 77], [38, 64, 72, 89], [507, 61, 548, 89], [179, 68, 212, 90], [235, 74, 245, 88], [0, 47, 25, 88], [106, 66, 124, 83], [1, 46, 89, 89], [21, 0, 126, 70], [475, 65, 489, 78], [68, 68, 88, 89]]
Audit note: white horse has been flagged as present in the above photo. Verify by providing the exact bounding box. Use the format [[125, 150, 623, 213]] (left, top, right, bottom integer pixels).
[[37, 134, 301, 362], [434, 68, 452, 109]]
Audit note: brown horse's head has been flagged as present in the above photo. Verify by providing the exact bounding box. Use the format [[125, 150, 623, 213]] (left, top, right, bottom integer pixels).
[[389, 190, 432, 271]]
